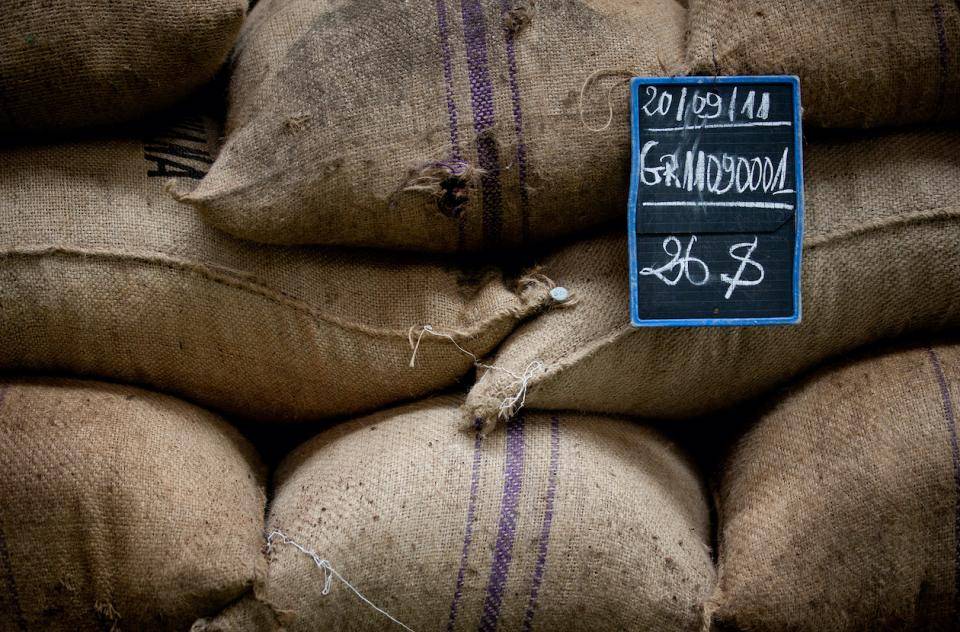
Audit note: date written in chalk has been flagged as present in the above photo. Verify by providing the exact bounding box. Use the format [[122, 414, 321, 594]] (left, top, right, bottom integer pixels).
[[639, 84, 775, 123], [627, 76, 803, 327]]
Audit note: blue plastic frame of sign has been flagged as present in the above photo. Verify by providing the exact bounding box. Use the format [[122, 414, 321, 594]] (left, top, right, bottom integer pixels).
[[627, 75, 804, 328]]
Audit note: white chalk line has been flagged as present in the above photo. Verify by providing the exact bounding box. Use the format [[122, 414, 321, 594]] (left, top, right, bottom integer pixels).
[[646, 121, 792, 132], [642, 201, 794, 210]]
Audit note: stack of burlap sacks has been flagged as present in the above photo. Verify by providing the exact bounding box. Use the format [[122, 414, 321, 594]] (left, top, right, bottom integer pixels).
[[0, 0, 958, 630]]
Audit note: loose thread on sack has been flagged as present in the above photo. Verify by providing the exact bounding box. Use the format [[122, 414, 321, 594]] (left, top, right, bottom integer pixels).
[[265, 530, 417, 632], [578, 68, 641, 133], [577, 53, 678, 134], [407, 325, 546, 420]]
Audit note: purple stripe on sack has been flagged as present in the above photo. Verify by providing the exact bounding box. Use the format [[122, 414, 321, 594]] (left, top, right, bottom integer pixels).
[[436, 0, 462, 160], [478, 416, 526, 632], [521, 415, 561, 631], [446, 419, 485, 632], [932, 0, 950, 118], [927, 347, 960, 614], [498, 0, 531, 244], [460, 0, 504, 248]]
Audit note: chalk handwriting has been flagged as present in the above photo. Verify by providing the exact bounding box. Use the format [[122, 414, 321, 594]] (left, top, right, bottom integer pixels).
[[720, 237, 765, 299], [642, 85, 772, 123], [639, 236, 709, 286], [639, 142, 790, 196], [640, 235, 766, 299], [631, 78, 800, 321]]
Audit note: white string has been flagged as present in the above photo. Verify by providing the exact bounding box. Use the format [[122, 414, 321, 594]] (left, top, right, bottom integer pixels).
[[495, 359, 544, 419], [265, 530, 417, 632], [578, 69, 639, 133], [408, 324, 481, 368], [408, 325, 546, 420]]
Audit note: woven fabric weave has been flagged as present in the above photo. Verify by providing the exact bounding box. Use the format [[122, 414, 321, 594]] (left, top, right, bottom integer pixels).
[[686, 0, 960, 128], [0, 110, 552, 422], [0, 378, 265, 631], [713, 344, 960, 630], [176, 0, 686, 252], [466, 128, 960, 427], [196, 395, 714, 631], [0, 0, 246, 131]]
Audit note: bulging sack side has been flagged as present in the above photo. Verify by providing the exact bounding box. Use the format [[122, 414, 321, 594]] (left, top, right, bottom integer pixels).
[[685, 0, 960, 128], [194, 395, 715, 632], [0, 0, 246, 132], [175, 0, 686, 252], [466, 128, 960, 428], [711, 344, 960, 631], [0, 110, 554, 422], [0, 378, 266, 630]]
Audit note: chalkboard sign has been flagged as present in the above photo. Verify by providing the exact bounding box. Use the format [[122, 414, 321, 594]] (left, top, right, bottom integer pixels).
[[627, 75, 803, 327]]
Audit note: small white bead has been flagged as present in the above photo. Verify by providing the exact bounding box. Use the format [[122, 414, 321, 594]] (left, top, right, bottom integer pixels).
[[549, 286, 570, 302]]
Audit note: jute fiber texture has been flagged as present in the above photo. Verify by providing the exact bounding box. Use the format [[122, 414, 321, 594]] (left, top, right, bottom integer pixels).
[[711, 344, 960, 631], [0, 378, 265, 631], [0, 110, 553, 423], [175, 0, 686, 252], [195, 395, 715, 631], [226, 0, 348, 133], [0, 0, 246, 132], [685, 0, 960, 128], [466, 128, 960, 428]]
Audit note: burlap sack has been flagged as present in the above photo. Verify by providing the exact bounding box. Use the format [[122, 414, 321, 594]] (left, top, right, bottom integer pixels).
[[0, 110, 555, 423], [0, 1, 246, 132], [227, 0, 347, 133], [685, 0, 960, 128], [194, 395, 715, 631], [710, 343, 960, 631], [175, 0, 686, 251], [0, 378, 265, 630], [465, 128, 960, 428]]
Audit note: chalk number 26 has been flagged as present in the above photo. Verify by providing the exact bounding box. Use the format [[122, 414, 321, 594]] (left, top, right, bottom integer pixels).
[[640, 235, 764, 299]]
